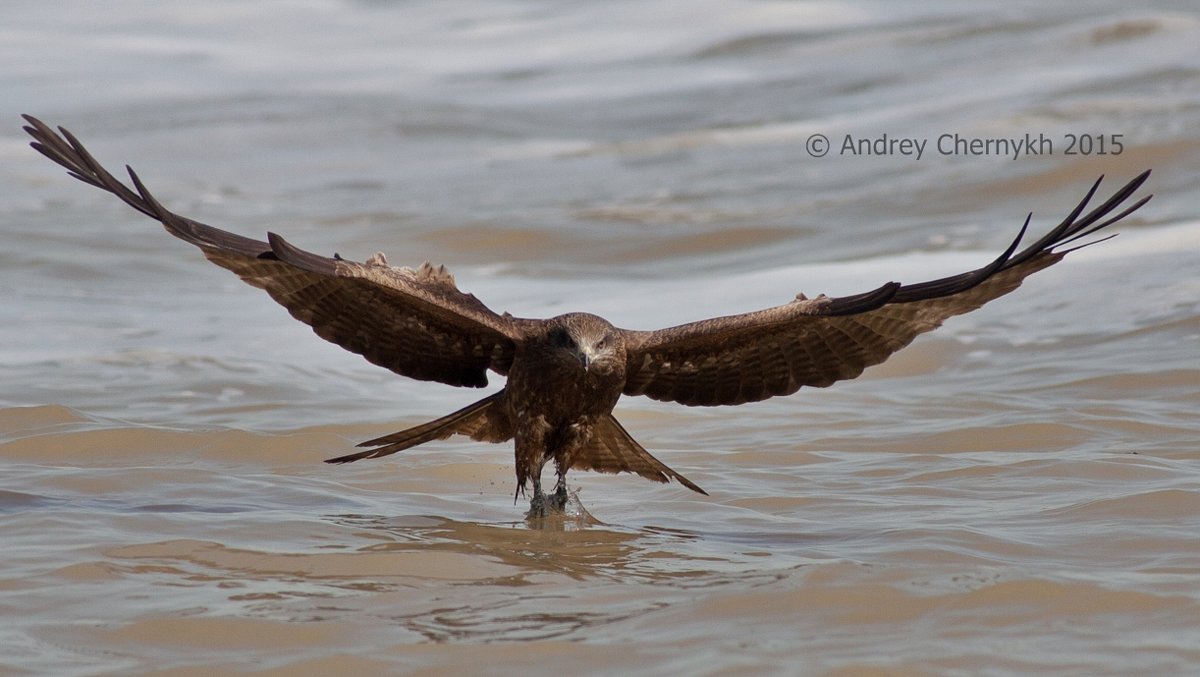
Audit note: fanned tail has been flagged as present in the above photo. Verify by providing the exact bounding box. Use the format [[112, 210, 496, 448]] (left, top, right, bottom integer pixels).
[[326, 391, 511, 464], [572, 415, 707, 495]]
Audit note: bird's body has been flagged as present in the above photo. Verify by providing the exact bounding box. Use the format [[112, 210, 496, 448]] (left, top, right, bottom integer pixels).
[[22, 114, 1152, 516], [505, 314, 625, 507]]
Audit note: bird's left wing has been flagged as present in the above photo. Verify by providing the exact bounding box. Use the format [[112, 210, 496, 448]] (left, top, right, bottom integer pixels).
[[620, 171, 1152, 407], [23, 115, 522, 388]]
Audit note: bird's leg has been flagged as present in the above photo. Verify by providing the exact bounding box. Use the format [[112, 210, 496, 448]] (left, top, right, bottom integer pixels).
[[527, 475, 549, 517], [550, 473, 569, 510]]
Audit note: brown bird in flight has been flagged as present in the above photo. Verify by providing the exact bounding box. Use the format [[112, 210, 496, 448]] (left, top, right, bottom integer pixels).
[[23, 115, 1152, 515]]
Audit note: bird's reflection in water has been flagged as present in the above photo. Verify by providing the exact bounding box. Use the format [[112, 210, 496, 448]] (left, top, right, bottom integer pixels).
[[327, 503, 645, 582], [323, 490, 751, 591]]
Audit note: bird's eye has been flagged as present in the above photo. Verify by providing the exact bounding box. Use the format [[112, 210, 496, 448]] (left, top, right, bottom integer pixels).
[[595, 338, 607, 351]]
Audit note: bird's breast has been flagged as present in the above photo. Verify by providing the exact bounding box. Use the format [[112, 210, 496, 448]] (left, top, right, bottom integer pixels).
[[506, 354, 623, 423]]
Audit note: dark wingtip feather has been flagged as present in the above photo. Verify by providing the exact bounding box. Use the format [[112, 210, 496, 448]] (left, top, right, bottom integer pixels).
[[22, 115, 173, 221], [1014, 169, 1152, 262], [825, 281, 900, 316], [126, 165, 166, 217], [886, 171, 1152, 305], [324, 454, 363, 465], [23, 115, 282, 261], [267, 232, 339, 275]]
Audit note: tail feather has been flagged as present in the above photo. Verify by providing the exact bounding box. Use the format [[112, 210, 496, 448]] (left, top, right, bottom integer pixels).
[[573, 415, 708, 495], [326, 391, 511, 464]]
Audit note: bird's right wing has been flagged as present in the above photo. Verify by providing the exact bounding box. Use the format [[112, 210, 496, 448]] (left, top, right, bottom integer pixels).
[[620, 171, 1152, 407], [24, 115, 521, 388]]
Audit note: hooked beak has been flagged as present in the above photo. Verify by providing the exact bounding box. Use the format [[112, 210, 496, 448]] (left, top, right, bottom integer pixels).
[[578, 346, 595, 370]]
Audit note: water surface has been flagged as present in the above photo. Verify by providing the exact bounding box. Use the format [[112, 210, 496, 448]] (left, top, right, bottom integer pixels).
[[3, 2, 1200, 675]]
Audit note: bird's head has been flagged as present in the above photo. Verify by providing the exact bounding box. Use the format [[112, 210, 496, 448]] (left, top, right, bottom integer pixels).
[[546, 313, 625, 376]]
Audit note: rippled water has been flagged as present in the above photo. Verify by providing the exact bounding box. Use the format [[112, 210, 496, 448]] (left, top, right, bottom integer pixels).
[[3, 2, 1200, 675]]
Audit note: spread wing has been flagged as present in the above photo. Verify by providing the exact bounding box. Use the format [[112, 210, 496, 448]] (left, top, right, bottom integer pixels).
[[621, 171, 1152, 406], [23, 115, 521, 388]]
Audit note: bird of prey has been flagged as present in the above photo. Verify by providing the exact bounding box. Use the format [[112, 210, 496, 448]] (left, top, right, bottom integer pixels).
[[23, 115, 1152, 515]]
